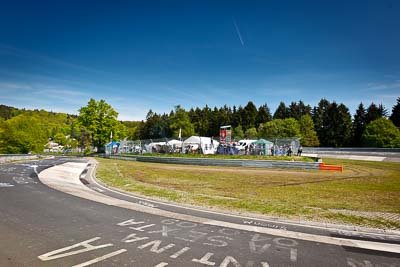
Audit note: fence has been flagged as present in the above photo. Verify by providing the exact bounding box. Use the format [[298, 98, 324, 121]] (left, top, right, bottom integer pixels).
[[105, 154, 321, 170], [116, 137, 301, 157], [0, 154, 40, 163]]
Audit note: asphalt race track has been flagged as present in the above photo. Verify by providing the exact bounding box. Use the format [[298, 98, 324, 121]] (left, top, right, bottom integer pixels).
[[0, 157, 399, 266]]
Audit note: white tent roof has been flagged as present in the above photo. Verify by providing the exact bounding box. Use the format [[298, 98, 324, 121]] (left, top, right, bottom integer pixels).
[[166, 139, 182, 145], [183, 136, 218, 145]]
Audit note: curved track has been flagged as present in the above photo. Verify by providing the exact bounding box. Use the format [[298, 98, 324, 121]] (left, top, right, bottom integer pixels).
[[1, 157, 399, 266]]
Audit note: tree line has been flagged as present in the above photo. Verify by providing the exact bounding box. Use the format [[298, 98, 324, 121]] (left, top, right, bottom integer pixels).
[[132, 98, 400, 148], [1, 97, 400, 154]]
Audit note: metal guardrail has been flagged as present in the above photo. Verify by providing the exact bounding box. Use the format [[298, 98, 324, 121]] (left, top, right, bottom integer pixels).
[[303, 147, 400, 153], [104, 155, 320, 170], [0, 154, 40, 163]]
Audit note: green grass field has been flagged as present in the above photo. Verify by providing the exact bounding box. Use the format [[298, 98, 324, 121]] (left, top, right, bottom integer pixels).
[[95, 157, 400, 229]]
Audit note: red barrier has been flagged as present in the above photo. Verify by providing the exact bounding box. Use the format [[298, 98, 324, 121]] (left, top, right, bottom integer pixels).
[[319, 162, 343, 172]]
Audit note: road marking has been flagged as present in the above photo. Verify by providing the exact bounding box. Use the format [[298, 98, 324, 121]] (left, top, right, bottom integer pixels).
[[121, 233, 149, 243], [30, 165, 38, 175], [204, 236, 233, 247], [346, 257, 373, 267], [129, 224, 156, 231], [192, 252, 216, 266], [138, 240, 175, 253], [38, 237, 113, 261], [13, 176, 37, 184], [72, 249, 127, 267], [0, 182, 14, 187], [92, 187, 105, 193], [138, 200, 158, 208], [170, 246, 190, 258], [148, 225, 180, 237], [220, 256, 241, 267]]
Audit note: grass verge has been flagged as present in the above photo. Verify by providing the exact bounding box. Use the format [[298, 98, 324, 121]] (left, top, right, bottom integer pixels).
[[120, 153, 316, 162], [95, 157, 400, 229]]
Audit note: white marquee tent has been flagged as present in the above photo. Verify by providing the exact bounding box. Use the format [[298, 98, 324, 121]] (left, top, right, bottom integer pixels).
[[182, 136, 219, 154]]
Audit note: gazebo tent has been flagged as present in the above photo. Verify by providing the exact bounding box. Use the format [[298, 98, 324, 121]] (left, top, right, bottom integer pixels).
[[253, 139, 273, 155], [165, 139, 183, 153], [182, 136, 219, 154], [166, 139, 183, 147], [105, 141, 120, 155]]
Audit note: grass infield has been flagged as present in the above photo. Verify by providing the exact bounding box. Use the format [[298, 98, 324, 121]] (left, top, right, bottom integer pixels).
[[96, 157, 400, 229]]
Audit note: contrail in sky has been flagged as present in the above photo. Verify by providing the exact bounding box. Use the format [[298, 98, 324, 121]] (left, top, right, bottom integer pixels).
[[232, 18, 244, 46]]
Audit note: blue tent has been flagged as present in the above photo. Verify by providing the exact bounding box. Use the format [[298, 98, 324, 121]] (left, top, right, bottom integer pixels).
[[105, 141, 120, 155]]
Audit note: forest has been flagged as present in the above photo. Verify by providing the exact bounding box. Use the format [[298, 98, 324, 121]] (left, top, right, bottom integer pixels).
[[1, 97, 400, 154]]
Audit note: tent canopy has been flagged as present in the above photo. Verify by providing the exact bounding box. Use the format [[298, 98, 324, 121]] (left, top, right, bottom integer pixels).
[[166, 139, 182, 146], [183, 136, 219, 154], [106, 141, 120, 147], [253, 139, 273, 145], [183, 136, 218, 145]]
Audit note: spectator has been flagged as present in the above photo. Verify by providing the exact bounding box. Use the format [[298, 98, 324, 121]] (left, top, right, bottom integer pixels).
[[297, 146, 303, 156], [287, 147, 292, 156]]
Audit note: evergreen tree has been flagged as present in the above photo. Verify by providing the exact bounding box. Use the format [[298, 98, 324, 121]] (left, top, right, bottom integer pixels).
[[288, 101, 301, 120], [366, 103, 383, 124], [143, 110, 165, 139], [389, 97, 400, 128], [352, 103, 367, 146], [218, 105, 231, 128], [312, 99, 351, 147], [207, 107, 220, 136], [273, 101, 289, 119], [200, 105, 212, 136], [312, 98, 330, 146], [298, 100, 312, 118], [336, 103, 352, 146], [378, 104, 389, 118], [232, 105, 242, 128], [256, 104, 272, 127], [242, 101, 257, 130]]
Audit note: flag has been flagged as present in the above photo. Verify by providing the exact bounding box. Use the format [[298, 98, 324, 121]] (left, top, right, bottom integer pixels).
[[178, 128, 182, 140]]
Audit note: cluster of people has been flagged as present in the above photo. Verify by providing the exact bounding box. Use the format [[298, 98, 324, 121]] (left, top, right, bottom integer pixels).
[[217, 143, 240, 155], [270, 145, 303, 157]]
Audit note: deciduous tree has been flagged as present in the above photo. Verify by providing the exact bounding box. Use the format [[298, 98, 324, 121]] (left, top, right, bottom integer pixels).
[[244, 127, 258, 139], [299, 115, 319, 146], [258, 118, 300, 139], [169, 105, 195, 138], [232, 125, 244, 140], [362, 118, 400, 147], [77, 98, 126, 151], [0, 114, 47, 153]]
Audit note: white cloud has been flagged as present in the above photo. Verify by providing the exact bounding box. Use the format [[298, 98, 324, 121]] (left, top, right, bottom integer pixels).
[[366, 81, 400, 91], [0, 43, 114, 77], [0, 82, 33, 91]]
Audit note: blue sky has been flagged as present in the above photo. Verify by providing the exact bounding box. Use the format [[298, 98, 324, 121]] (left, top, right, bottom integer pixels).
[[0, 1, 399, 120]]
